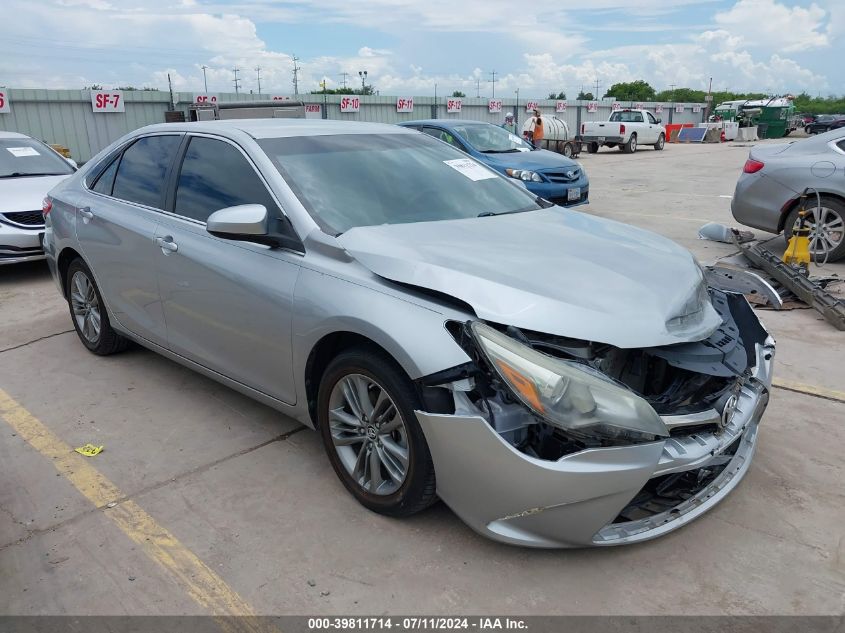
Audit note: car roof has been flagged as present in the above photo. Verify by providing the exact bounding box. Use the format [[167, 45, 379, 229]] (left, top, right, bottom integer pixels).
[[134, 119, 415, 140], [399, 120, 492, 130], [0, 130, 32, 140]]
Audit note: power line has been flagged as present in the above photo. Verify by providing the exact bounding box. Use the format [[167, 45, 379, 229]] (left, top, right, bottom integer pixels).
[[292, 55, 301, 96], [338, 72, 349, 89]]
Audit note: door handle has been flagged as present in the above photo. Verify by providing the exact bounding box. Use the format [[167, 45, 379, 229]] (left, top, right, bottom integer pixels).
[[155, 236, 179, 253], [79, 207, 93, 221]]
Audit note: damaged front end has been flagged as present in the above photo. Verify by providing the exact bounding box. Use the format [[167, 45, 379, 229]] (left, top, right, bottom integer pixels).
[[415, 290, 775, 547]]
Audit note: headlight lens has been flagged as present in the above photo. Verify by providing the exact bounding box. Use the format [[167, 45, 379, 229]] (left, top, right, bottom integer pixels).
[[506, 168, 543, 183], [470, 322, 668, 442]]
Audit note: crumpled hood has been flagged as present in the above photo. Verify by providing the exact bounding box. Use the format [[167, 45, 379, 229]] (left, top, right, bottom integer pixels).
[[0, 175, 70, 213], [338, 209, 722, 348]]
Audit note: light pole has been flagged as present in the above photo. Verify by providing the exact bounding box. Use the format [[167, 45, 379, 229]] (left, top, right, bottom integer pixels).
[[201, 65, 208, 93], [515, 88, 520, 127], [358, 70, 368, 94]]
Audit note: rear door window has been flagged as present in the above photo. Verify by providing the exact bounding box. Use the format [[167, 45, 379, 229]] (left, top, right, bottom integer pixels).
[[91, 156, 119, 195], [174, 136, 280, 223], [112, 135, 181, 208], [422, 126, 465, 151]]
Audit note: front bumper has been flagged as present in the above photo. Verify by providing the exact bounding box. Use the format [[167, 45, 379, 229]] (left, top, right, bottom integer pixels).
[[416, 334, 775, 548], [525, 179, 589, 208], [0, 219, 45, 265]]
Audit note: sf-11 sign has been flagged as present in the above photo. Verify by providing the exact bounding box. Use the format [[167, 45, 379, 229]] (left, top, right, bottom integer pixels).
[[396, 97, 414, 113], [91, 90, 124, 113], [340, 96, 360, 113], [488, 99, 502, 113], [446, 98, 462, 114], [0, 90, 10, 114]]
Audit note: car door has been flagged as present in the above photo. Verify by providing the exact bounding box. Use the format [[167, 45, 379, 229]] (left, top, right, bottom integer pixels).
[[646, 112, 660, 142], [76, 134, 183, 346], [154, 134, 301, 404]]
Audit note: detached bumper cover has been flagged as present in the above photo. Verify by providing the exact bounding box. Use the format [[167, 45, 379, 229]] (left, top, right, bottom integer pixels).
[[416, 333, 775, 548]]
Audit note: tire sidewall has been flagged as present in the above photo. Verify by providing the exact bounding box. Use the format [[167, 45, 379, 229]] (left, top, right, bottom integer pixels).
[[784, 198, 845, 262], [66, 259, 106, 352], [655, 133, 665, 150], [316, 349, 435, 516]]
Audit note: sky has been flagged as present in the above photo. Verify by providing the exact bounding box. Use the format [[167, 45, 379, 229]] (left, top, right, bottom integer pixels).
[[0, 0, 841, 98]]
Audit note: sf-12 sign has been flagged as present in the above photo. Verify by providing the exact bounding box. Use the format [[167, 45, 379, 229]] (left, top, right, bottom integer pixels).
[[194, 94, 218, 104], [555, 101, 567, 113], [91, 90, 124, 113], [446, 98, 462, 114], [0, 90, 10, 114], [396, 97, 414, 113], [525, 101, 538, 112], [340, 96, 360, 113], [488, 99, 502, 113]]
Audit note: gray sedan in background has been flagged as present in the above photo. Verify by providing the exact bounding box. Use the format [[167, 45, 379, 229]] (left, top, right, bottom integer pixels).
[[732, 128, 845, 261], [44, 119, 773, 547]]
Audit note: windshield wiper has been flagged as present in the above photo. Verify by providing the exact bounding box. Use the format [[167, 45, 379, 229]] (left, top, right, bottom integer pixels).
[[0, 172, 64, 179], [480, 149, 520, 154]]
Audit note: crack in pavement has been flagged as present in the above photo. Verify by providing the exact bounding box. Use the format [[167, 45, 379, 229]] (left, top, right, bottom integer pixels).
[[0, 425, 306, 552], [0, 330, 74, 354]]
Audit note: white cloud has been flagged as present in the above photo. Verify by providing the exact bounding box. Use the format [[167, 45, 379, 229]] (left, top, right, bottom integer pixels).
[[714, 0, 829, 51]]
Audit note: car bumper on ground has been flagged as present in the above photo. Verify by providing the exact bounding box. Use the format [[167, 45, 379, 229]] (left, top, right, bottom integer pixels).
[[0, 220, 45, 265], [731, 172, 798, 234], [415, 333, 774, 549]]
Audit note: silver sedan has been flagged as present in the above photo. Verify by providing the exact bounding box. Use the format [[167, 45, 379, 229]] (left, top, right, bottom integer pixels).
[[44, 120, 774, 547], [732, 127, 845, 262]]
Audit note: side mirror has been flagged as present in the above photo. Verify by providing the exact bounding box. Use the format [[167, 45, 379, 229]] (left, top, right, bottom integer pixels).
[[206, 204, 302, 251], [656, 117, 662, 124]]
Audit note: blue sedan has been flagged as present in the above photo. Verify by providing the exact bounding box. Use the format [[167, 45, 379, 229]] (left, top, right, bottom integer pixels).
[[399, 119, 588, 207]]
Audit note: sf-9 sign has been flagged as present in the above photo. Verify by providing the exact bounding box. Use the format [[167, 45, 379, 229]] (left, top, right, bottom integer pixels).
[[340, 96, 360, 113], [194, 94, 218, 104], [91, 90, 124, 113]]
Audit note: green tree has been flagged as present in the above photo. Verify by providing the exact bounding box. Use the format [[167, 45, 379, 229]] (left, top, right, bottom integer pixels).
[[451, 90, 466, 98], [547, 91, 566, 100], [603, 80, 656, 102], [310, 87, 356, 94], [576, 91, 594, 100]]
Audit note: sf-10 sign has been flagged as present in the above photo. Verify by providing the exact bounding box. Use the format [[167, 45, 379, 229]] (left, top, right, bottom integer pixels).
[[340, 96, 360, 113], [396, 97, 414, 113], [446, 98, 462, 114], [91, 90, 124, 113], [0, 90, 10, 114], [488, 99, 502, 113]]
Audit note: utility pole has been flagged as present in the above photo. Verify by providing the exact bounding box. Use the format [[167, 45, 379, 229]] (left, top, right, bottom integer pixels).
[[514, 88, 520, 127], [255, 66, 262, 94], [201, 65, 208, 93], [292, 55, 301, 96], [489, 70, 497, 99], [232, 67, 241, 95], [594, 78, 601, 99], [670, 83, 676, 101], [338, 72, 349, 90], [476, 78, 481, 98]]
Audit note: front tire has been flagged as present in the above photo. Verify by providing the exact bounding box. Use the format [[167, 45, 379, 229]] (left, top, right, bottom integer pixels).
[[66, 258, 128, 355], [784, 197, 845, 263], [623, 133, 637, 154], [654, 133, 665, 150], [587, 142, 599, 154], [317, 347, 437, 517]]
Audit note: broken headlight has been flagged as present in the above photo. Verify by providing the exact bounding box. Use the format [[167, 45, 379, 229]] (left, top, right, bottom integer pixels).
[[470, 322, 669, 442]]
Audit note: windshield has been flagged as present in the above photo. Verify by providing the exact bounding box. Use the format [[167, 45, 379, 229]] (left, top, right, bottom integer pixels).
[[258, 133, 542, 234], [0, 138, 74, 178], [452, 124, 534, 153], [609, 111, 644, 123]]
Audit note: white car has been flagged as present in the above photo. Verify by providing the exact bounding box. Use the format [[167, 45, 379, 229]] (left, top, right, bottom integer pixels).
[[1, 131, 76, 265], [580, 109, 666, 154]]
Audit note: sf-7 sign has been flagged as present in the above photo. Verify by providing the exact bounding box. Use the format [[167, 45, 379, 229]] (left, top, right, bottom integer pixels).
[[91, 90, 124, 113]]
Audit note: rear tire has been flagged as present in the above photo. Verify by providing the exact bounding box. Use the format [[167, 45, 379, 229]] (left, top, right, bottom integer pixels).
[[654, 133, 665, 150], [587, 142, 599, 154], [784, 197, 845, 263], [562, 142, 573, 158], [317, 347, 437, 517], [623, 133, 637, 154], [65, 258, 128, 355]]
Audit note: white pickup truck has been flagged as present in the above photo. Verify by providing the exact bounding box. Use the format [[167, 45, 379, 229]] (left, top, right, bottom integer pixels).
[[580, 109, 666, 154]]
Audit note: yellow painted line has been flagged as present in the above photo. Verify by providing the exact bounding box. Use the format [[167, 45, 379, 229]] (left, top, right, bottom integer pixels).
[[772, 379, 845, 404], [0, 388, 276, 633]]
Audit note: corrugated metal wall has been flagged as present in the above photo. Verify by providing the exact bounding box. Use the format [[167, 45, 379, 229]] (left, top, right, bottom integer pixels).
[[0, 89, 707, 162]]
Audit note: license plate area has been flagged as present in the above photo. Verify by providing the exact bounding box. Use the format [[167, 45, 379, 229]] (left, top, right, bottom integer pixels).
[[567, 188, 581, 202], [598, 136, 605, 143]]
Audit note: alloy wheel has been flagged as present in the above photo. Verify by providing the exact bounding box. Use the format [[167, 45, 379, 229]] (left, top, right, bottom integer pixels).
[[797, 206, 845, 259], [70, 271, 101, 344], [328, 373, 409, 496]]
